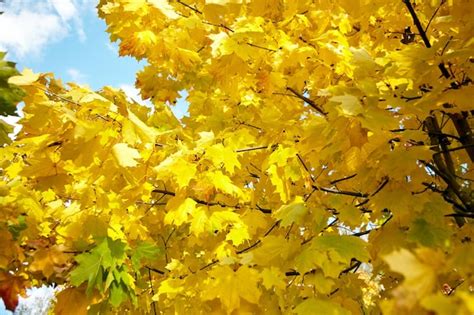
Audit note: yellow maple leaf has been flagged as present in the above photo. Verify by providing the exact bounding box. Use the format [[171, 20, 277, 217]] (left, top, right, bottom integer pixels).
[[261, 267, 285, 290], [226, 223, 250, 246], [206, 143, 241, 174], [202, 265, 261, 314], [273, 196, 307, 227], [165, 197, 197, 226], [149, 0, 179, 19], [207, 170, 242, 197], [383, 248, 438, 308], [8, 68, 39, 86], [112, 143, 141, 167]]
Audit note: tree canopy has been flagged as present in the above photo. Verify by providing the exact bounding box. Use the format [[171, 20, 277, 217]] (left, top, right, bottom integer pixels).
[[1, 0, 473, 314]]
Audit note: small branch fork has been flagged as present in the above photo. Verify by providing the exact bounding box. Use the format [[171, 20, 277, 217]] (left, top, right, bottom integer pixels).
[[402, 0, 450, 78]]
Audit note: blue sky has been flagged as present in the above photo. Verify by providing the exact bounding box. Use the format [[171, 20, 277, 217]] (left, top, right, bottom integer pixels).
[[0, 0, 188, 118]]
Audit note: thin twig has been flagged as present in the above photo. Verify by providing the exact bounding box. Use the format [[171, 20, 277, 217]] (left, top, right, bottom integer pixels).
[[246, 42, 276, 52], [286, 87, 327, 116], [236, 220, 279, 254], [148, 269, 158, 315], [176, 0, 202, 14], [370, 177, 389, 197], [146, 266, 165, 275], [314, 185, 368, 198], [296, 153, 315, 182], [425, 0, 445, 33], [236, 145, 271, 153], [330, 174, 357, 185]]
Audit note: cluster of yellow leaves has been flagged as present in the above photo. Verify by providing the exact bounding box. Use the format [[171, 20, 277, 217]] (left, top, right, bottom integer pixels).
[[0, 0, 473, 314]]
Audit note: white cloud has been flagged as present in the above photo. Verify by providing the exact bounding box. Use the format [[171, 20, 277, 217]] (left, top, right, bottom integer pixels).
[[0, 0, 91, 59], [0, 10, 65, 58], [50, 0, 77, 21], [67, 68, 86, 83]]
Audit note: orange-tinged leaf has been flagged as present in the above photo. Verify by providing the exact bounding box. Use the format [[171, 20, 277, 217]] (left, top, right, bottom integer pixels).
[[54, 287, 90, 315], [0, 272, 26, 312]]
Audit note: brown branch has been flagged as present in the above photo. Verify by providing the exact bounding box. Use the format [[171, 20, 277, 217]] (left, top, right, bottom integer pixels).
[[339, 259, 362, 276], [445, 213, 474, 219], [148, 269, 158, 315], [286, 87, 327, 116], [296, 153, 315, 182], [330, 174, 357, 185], [433, 144, 474, 158], [402, 0, 451, 78], [203, 21, 234, 32], [152, 188, 236, 208], [314, 185, 368, 198], [246, 42, 276, 52], [370, 176, 389, 197], [351, 214, 393, 237], [146, 266, 165, 275], [256, 204, 272, 214], [449, 113, 474, 162], [236, 145, 271, 153], [199, 259, 219, 271], [402, 0, 431, 48], [447, 279, 465, 296], [176, 0, 202, 14], [152, 189, 176, 197], [236, 220, 279, 254], [425, 0, 445, 33], [421, 161, 472, 214]]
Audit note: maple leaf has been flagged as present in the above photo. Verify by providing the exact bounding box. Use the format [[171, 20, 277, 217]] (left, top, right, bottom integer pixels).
[[54, 287, 91, 315], [201, 265, 261, 314], [273, 196, 307, 227], [112, 143, 141, 167], [0, 272, 26, 312]]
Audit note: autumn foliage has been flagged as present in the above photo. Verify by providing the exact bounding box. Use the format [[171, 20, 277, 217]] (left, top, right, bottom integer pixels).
[[1, 0, 473, 314]]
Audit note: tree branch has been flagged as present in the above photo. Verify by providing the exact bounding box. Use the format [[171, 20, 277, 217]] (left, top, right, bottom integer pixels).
[[370, 176, 389, 197], [146, 266, 165, 275], [176, 0, 202, 15], [236, 220, 279, 254], [246, 42, 276, 52], [449, 113, 474, 162], [330, 174, 357, 185], [286, 87, 327, 116], [402, 0, 431, 48], [236, 145, 272, 153], [425, 0, 445, 33], [402, 0, 451, 78], [313, 185, 368, 198]]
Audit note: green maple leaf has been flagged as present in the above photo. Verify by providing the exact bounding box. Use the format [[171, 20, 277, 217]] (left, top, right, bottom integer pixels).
[[0, 52, 24, 117], [70, 238, 127, 294], [131, 241, 162, 271]]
